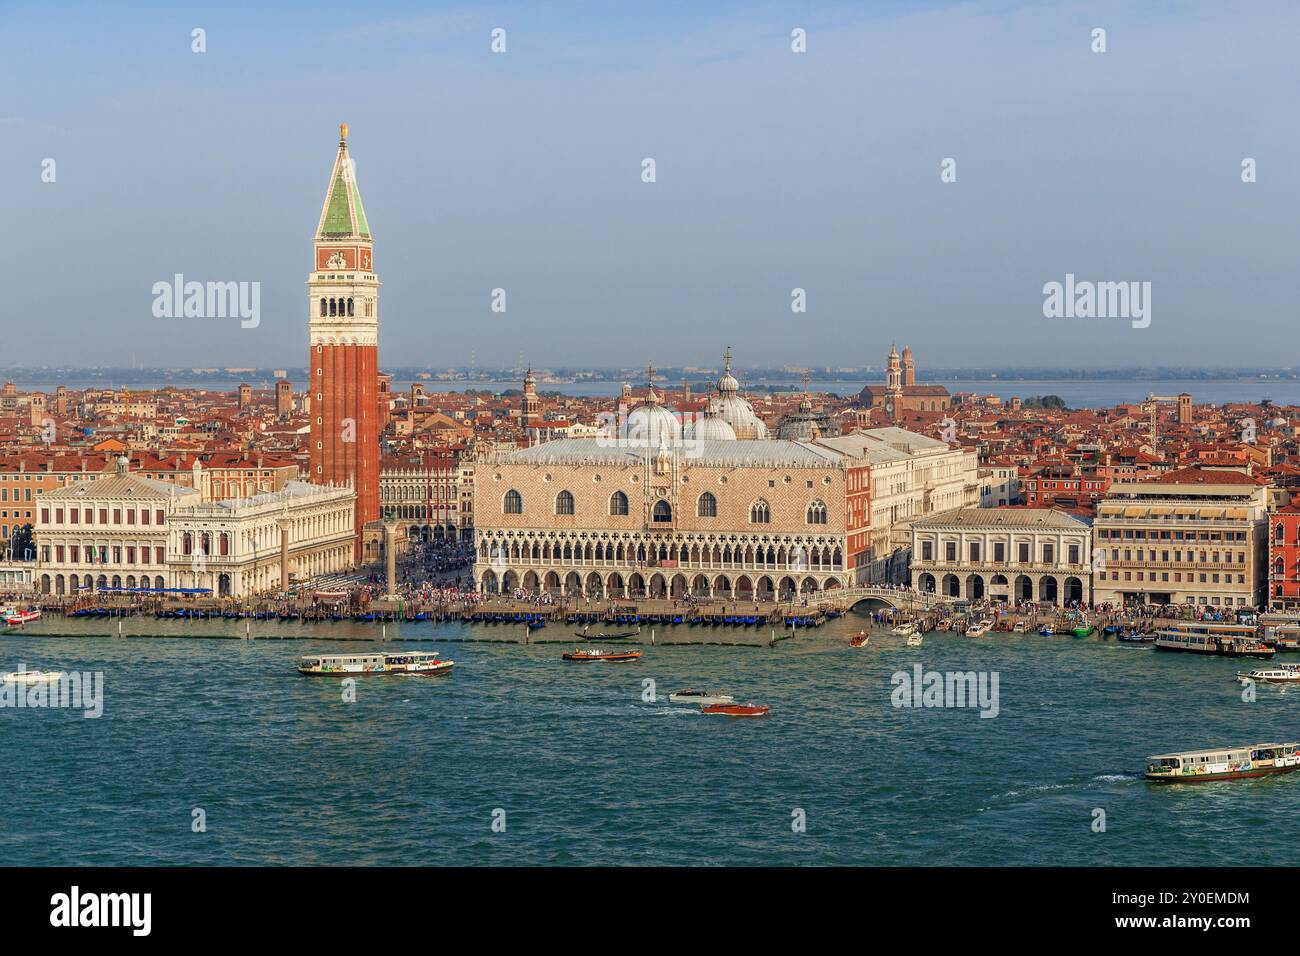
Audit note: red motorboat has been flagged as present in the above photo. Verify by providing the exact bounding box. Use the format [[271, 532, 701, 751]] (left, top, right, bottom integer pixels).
[[702, 702, 769, 717], [849, 630, 870, 648]]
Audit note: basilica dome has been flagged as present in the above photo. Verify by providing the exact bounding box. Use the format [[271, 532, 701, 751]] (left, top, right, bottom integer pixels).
[[776, 387, 840, 441], [622, 385, 682, 446], [684, 410, 737, 442], [706, 349, 768, 440]]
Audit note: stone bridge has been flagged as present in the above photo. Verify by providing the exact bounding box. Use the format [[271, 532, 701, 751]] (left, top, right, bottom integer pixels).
[[827, 586, 948, 612]]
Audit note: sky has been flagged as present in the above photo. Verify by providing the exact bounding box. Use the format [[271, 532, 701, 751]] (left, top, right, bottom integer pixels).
[[4, 0, 1298, 370]]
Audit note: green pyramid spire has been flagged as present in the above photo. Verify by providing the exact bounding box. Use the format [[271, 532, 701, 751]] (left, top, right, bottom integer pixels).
[[317, 124, 371, 239]]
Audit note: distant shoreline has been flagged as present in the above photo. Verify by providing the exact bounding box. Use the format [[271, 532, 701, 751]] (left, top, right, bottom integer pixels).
[[0, 368, 1295, 389], [1, 375, 1295, 410]]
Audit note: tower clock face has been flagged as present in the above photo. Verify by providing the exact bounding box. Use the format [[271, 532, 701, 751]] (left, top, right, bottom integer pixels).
[[885, 400, 894, 416]]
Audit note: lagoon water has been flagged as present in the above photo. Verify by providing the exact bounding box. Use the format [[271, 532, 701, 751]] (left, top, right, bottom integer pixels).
[[3, 614, 1297, 866]]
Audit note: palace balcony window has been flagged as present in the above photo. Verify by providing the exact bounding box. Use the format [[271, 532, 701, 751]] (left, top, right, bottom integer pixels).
[[697, 492, 717, 518], [750, 500, 770, 524], [555, 490, 575, 516], [503, 490, 523, 514], [653, 500, 673, 523], [609, 491, 629, 516], [806, 500, 827, 524]]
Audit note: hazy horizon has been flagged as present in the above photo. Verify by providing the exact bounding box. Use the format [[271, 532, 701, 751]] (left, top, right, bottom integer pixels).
[[8, 1, 1299, 369]]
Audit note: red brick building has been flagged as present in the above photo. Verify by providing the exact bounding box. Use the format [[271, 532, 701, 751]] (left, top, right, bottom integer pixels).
[[308, 124, 379, 563], [1269, 503, 1300, 610], [1021, 461, 1109, 510]]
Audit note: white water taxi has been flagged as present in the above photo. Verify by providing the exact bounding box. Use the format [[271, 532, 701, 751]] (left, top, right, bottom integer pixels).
[[668, 689, 736, 706], [1, 669, 64, 684], [1146, 742, 1300, 783], [1012, 621, 1030, 634], [297, 651, 453, 676], [965, 619, 994, 637], [1154, 623, 1274, 659], [1235, 665, 1300, 685], [906, 633, 924, 647], [890, 621, 917, 637]]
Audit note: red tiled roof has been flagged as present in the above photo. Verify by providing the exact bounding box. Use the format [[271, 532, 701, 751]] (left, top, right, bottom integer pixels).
[[1151, 466, 1261, 485]]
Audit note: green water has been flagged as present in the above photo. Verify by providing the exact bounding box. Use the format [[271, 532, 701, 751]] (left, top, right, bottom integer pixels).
[[2, 614, 1295, 865]]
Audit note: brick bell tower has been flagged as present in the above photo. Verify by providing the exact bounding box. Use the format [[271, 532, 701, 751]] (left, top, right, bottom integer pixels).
[[308, 123, 379, 564]]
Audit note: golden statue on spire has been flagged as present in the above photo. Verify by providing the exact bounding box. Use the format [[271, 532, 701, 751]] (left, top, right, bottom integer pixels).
[[340, 122, 349, 142]]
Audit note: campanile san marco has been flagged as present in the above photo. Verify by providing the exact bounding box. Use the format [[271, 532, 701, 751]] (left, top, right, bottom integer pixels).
[[308, 124, 379, 563]]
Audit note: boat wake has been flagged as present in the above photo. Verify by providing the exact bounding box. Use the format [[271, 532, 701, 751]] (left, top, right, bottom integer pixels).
[[642, 705, 700, 717], [996, 782, 1073, 800], [995, 771, 1142, 801]]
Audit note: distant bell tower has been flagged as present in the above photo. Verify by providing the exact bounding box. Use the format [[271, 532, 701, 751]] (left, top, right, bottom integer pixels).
[[308, 122, 380, 563], [885, 344, 902, 393], [276, 379, 293, 417], [884, 344, 903, 421], [902, 345, 915, 387], [521, 367, 539, 430]]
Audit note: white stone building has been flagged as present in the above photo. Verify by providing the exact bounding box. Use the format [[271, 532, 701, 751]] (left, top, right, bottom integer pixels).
[[814, 428, 981, 583], [35, 459, 355, 598], [980, 462, 1021, 507], [910, 507, 1093, 605], [168, 481, 356, 597], [1091, 469, 1267, 609]]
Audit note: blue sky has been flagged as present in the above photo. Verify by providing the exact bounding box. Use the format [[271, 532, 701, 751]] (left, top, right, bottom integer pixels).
[[4, 1, 1298, 369]]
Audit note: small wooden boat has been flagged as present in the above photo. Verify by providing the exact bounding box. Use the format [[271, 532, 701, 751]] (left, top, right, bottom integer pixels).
[[1038, 625, 1055, 636], [1073, 624, 1094, 638], [1118, 630, 1155, 643], [849, 630, 870, 648], [668, 689, 735, 705], [572, 630, 638, 640], [562, 648, 642, 663], [702, 702, 769, 717], [1146, 742, 1300, 783], [1012, 621, 1030, 633], [4, 608, 41, 626]]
